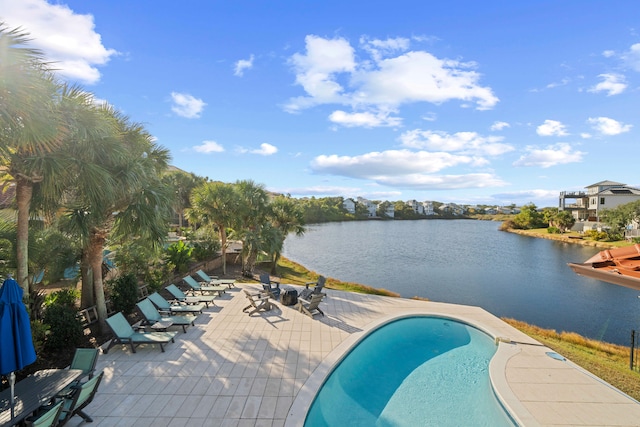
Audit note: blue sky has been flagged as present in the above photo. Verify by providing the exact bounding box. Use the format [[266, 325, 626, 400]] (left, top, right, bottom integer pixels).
[[2, 1, 639, 208]]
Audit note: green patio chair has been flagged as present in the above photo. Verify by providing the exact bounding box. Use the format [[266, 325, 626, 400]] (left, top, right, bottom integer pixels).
[[57, 370, 104, 426], [148, 291, 206, 314], [57, 348, 99, 397], [104, 312, 177, 353], [195, 269, 236, 288], [182, 275, 227, 297], [299, 275, 327, 301], [165, 284, 217, 308], [25, 400, 64, 427], [136, 298, 197, 333]]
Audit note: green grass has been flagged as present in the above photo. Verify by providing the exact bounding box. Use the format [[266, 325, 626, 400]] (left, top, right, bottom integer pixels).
[[273, 257, 400, 297]]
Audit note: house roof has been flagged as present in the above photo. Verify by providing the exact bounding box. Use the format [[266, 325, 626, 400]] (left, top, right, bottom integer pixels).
[[586, 180, 626, 188]]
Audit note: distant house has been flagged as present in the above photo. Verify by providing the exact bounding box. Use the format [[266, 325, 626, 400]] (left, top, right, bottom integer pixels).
[[422, 201, 435, 216], [343, 198, 356, 214], [560, 180, 640, 222], [440, 203, 465, 216], [357, 197, 377, 218], [406, 199, 425, 215]]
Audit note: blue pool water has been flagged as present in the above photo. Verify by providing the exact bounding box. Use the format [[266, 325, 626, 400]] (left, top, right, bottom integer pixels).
[[304, 317, 516, 427]]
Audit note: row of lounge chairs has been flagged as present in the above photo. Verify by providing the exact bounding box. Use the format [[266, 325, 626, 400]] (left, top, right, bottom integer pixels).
[[104, 270, 237, 353]]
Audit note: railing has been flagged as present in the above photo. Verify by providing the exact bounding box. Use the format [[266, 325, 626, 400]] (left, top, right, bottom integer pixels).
[[631, 330, 640, 370], [625, 229, 640, 240]]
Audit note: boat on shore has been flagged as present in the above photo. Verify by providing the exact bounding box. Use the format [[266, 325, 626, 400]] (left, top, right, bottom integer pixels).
[[568, 244, 640, 290]]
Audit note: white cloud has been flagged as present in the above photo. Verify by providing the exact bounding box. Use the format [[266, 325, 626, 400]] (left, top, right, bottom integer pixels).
[[622, 43, 640, 71], [587, 117, 632, 135], [536, 120, 568, 137], [285, 34, 498, 121], [546, 78, 570, 89], [374, 173, 507, 190], [580, 133, 592, 139], [194, 141, 224, 153], [311, 149, 475, 177], [271, 185, 363, 197], [0, 0, 118, 84], [234, 54, 255, 76], [170, 92, 206, 118], [359, 36, 410, 61], [602, 50, 615, 58], [399, 130, 514, 156], [329, 110, 402, 127], [513, 143, 585, 168], [251, 143, 278, 156], [490, 121, 510, 131], [588, 73, 627, 96]]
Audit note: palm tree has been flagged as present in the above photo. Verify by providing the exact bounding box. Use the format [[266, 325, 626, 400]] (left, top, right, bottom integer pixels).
[[162, 169, 206, 232], [61, 107, 173, 331], [232, 180, 269, 276], [0, 24, 62, 293], [267, 195, 305, 274], [186, 181, 238, 274]]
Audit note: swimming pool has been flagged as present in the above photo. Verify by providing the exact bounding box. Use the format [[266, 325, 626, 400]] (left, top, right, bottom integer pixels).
[[304, 316, 516, 426]]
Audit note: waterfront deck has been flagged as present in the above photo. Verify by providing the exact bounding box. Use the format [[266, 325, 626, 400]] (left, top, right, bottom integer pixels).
[[71, 284, 640, 426]]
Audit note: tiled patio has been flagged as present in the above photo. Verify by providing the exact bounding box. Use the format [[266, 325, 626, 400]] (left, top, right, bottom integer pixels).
[[70, 283, 640, 427]]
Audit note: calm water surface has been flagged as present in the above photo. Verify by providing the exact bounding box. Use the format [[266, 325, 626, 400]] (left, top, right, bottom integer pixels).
[[283, 220, 640, 346]]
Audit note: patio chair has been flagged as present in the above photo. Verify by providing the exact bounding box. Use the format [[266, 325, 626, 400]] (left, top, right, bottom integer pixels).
[[299, 275, 327, 301], [104, 312, 177, 353], [165, 283, 217, 308], [242, 289, 276, 316], [57, 348, 99, 397], [259, 273, 281, 300], [183, 275, 227, 297], [56, 370, 104, 426], [296, 293, 325, 318], [148, 291, 206, 314], [25, 400, 64, 427], [195, 269, 236, 288], [136, 298, 197, 333]]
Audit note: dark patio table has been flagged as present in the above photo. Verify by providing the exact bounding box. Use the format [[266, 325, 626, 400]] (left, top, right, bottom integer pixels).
[[0, 368, 82, 427]]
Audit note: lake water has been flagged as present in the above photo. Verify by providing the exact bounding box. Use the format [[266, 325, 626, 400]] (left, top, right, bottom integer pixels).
[[282, 220, 640, 346]]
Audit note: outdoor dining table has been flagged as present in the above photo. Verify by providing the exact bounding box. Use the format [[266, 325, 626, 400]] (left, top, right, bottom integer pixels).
[[0, 368, 82, 427]]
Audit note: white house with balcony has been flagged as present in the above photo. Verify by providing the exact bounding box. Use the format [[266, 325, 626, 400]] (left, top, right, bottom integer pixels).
[[560, 180, 640, 222], [378, 202, 395, 218]]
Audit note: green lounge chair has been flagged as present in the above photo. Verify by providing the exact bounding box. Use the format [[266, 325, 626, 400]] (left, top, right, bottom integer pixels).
[[195, 269, 236, 288], [183, 275, 227, 297], [295, 293, 325, 318], [165, 284, 217, 308], [104, 312, 177, 353], [25, 400, 64, 427], [148, 291, 205, 314], [136, 298, 197, 333], [57, 370, 104, 426]]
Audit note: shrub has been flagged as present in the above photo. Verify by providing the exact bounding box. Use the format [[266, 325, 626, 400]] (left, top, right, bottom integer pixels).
[[584, 229, 608, 241], [42, 289, 83, 351], [164, 241, 193, 273], [107, 273, 139, 316], [191, 239, 221, 261], [499, 219, 517, 231], [547, 226, 560, 234]]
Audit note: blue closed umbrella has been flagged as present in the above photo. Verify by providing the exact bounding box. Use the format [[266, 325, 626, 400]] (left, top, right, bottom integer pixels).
[[0, 276, 36, 419]]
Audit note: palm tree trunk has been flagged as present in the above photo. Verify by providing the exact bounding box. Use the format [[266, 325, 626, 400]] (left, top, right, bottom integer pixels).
[[219, 225, 227, 275], [88, 231, 108, 333], [80, 251, 94, 308], [15, 177, 32, 295]]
